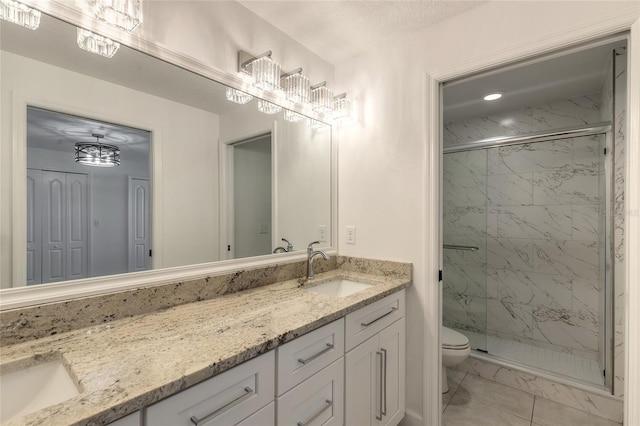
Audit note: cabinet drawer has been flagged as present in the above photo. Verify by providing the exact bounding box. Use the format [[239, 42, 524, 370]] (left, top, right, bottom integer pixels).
[[107, 411, 140, 426], [277, 318, 344, 395], [236, 401, 275, 426], [345, 290, 405, 352], [277, 358, 344, 426], [146, 351, 275, 426]]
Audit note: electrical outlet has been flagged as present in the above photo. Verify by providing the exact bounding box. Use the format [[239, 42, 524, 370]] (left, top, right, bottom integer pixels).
[[346, 226, 356, 244], [259, 223, 268, 234], [318, 225, 327, 242]]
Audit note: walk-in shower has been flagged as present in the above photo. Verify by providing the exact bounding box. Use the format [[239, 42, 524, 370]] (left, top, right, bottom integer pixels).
[[441, 40, 627, 395]]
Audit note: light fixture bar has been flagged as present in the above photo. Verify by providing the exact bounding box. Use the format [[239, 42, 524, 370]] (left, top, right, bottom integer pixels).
[[310, 81, 327, 90], [238, 50, 273, 74], [280, 67, 303, 80]]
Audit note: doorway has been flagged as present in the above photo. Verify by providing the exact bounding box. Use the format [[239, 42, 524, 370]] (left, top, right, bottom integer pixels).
[[26, 106, 151, 283]]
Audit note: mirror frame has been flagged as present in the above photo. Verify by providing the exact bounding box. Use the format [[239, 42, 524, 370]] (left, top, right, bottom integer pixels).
[[0, 0, 338, 310]]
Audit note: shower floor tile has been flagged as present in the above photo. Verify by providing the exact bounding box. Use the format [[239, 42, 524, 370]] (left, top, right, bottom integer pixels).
[[454, 329, 604, 386], [486, 335, 604, 386]]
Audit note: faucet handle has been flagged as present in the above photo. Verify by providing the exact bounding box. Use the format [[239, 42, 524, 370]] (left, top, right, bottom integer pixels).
[[282, 238, 293, 251], [307, 241, 320, 251]]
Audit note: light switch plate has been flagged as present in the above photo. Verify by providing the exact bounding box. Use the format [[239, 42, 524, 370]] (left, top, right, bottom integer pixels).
[[318, 225, 327, 242], [346, 226, 356, 244]]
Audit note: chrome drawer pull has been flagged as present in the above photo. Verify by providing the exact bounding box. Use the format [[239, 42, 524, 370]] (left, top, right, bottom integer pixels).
[[297, 343, 334, 365], [376, 351, 383, 421], [361, 307, 398, 327], [190, 386, 254, 425], [381, 348, 388, 416], [297, 399, 333, 426]]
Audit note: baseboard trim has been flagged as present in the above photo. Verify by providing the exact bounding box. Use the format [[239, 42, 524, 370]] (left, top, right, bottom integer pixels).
[[398, 409, 423, 426]]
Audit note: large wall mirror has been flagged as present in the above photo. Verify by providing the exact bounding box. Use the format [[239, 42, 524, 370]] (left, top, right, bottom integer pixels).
[[0, 11, 333, 296]]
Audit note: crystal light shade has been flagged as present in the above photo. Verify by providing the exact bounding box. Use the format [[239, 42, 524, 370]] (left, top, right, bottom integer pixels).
[[258, 100, 282, 115], [226, 87, 253, 104], [0, 0, 41, 29], [332, 95, 354, 122], [309, 119, 328, 129], [283, 73, 310, 103], [75, 135, 120, 167], [93, 0, 141, 32], [311, 85, 334, 114], [284, 110, 304, 123], [77, 28, 120, 58], [251, 56, 281, 91]]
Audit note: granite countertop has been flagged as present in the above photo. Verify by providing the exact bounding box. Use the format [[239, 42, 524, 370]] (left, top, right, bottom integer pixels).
[[0, 269, 411, 426]]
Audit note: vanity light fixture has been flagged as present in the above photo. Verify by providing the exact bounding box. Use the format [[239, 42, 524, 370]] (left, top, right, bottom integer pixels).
[[309, 119, 328, 130], [0, 0, 41, 29], [284, 110, 304, 123], [331, 93, 354, 122], [311, 82, 334, 114], [225, 87, 253, 105], [483, 92, 503, 101], [75, 134, 121, 167], [239, 50, 281, 91], [282, 68, 310, 104], [257, 99, 282, 115], [92, 0, 142, 32], [77, 28, 120, 58]]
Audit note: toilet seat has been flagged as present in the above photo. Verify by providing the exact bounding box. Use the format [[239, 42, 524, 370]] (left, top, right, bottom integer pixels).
[[442, 327, 470, 350]]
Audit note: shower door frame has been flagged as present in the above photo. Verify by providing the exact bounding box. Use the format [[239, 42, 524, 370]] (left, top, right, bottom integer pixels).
[[442, 124, 613, 388], [422, 17, 640, 426]]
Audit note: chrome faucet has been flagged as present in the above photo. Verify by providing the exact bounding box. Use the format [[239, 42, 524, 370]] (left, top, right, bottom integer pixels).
[[273, 238, 294, 253], [307, 241, 329, 280]]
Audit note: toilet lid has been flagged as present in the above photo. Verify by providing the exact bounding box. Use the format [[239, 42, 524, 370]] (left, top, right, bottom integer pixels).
[[442, 327, 470, 349]]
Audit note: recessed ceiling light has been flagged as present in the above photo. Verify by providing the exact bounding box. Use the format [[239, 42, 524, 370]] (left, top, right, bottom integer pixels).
[[483, 92, 503, 101]]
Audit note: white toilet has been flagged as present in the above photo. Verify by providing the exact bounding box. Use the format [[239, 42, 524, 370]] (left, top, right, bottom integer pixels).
[[441, 327, 470, 393]]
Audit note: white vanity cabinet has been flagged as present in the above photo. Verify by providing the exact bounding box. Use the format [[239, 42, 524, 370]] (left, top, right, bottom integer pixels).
[[107, 411, 140, 426], [345, 291, 406, 426], [144, 351, 275, 426], [276, 319, 345, 426]]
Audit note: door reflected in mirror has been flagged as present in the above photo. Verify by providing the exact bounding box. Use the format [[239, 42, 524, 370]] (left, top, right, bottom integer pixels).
[[1, 11, 332, 291], [26, 107, 151, 284]]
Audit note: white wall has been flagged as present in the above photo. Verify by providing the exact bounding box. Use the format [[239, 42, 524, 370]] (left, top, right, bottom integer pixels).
[[1, 52, 220, 287], [28, 146, 149, 278], [334, 1, 640, 422], [220, 105, 332, 254]]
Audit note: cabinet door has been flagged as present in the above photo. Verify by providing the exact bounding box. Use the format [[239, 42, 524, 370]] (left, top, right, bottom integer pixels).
[[378, 318, 405, 426], [345, 335, 379, 426]]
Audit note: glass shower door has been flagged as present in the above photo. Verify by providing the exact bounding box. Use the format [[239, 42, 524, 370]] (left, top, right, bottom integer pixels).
[[442, 149, 488, 352]]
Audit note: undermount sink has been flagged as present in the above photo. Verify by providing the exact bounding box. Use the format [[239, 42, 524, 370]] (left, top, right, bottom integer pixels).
[[0, 360, 80, 422], [306, 279, 372, 298]]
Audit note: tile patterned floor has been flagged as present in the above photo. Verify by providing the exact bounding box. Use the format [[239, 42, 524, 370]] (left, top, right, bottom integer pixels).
[[442, 370, 621, 426]]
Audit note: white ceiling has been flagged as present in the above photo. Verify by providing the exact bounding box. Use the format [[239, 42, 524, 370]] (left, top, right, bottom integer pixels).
[[238, 1, 486, 65], [443, 40, 622, 122]]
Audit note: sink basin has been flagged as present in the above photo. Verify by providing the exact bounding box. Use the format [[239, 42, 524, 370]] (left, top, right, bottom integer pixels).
[[307, 279, 372, 298], [0, 360, 80, 422]]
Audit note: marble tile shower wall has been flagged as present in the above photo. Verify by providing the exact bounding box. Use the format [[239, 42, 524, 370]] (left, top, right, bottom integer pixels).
[[612, 47, 627, 397], [443, 95, 605, 360]]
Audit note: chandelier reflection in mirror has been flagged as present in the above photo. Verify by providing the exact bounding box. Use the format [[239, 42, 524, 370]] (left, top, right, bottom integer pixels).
[[75, 134, 121, 167], [92, 0, 141, 32], [0, 0, 41, 29]]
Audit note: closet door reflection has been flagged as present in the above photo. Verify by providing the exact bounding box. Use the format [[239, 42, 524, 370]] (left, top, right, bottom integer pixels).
[[28, 169, 89, 285]]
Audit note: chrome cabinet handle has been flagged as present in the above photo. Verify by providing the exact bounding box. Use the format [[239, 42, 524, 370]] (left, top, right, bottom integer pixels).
[[376, 351, 383, 420], [298, 343, 334, 365], [190, 386, 254, 425], [381, 348, 388, 416], [297, 399, 333, 426], [361, 307, 398, 327]]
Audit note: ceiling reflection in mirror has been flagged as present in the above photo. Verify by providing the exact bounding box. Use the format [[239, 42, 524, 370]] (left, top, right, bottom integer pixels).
[[0, 12, 332, 290]]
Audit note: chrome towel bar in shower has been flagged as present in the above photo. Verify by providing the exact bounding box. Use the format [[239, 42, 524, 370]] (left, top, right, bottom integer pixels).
[[443, 244, 479, 251]]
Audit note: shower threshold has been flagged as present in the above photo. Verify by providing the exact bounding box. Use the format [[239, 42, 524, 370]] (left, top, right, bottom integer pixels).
[[460, 330, 606, 389]]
